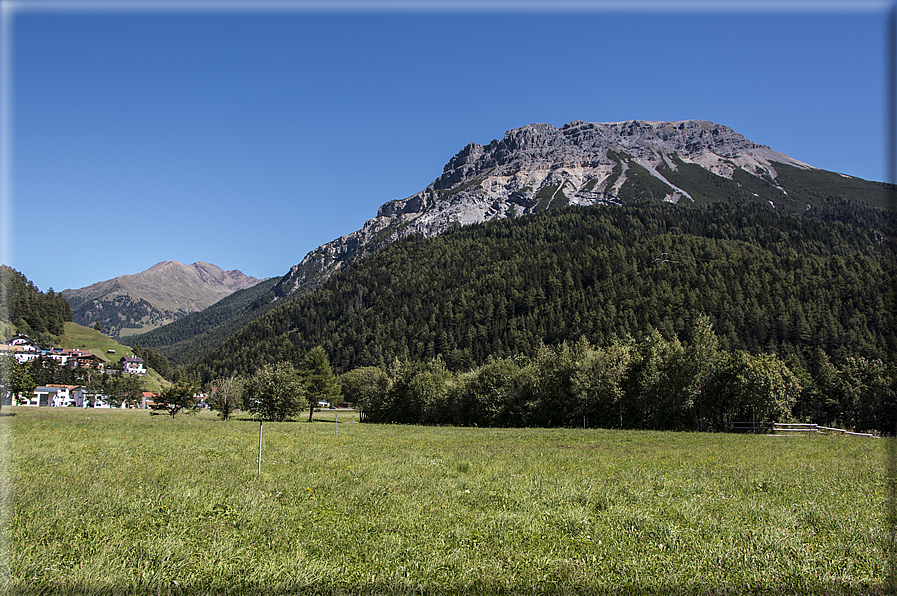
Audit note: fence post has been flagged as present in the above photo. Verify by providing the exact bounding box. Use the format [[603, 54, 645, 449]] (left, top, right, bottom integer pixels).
[[257, 419, 263, 475]]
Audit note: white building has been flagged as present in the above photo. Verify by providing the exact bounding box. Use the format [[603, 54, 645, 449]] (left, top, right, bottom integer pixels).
[[0, 335, 41, 364], [29, 385, 88, 407], [122, 356, 146, 375]]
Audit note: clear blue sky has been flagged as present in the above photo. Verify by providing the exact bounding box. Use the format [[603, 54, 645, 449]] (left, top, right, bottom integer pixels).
[[2, 1, 893, 293]]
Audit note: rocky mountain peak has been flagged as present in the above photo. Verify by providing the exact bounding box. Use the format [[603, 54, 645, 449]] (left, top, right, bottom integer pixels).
[[63, 262, 264, 337], [272, 119, 818, 299]]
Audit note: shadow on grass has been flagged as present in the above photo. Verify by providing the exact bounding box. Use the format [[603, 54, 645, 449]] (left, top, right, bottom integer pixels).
[[225, 412, 358, 424], [228, 416, 309, 424]]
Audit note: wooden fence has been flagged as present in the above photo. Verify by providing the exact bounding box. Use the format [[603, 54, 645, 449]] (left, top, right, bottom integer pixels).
[[768, 422, 876, 437], [725, 421, 876, 437]]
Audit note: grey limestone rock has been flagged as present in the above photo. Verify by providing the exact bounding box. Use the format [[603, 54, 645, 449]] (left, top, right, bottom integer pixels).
[[272, 119, 814, 299]]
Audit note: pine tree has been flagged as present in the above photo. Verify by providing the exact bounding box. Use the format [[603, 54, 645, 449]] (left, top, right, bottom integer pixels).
[[302, 347, 339, 422]]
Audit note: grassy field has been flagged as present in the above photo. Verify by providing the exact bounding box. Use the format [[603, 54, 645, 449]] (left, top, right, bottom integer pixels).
[[60, 322, 122, 357], [0, 407, 891, 595]]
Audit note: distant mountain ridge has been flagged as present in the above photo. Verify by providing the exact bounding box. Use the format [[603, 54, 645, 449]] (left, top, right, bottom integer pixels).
[[62, 261, 264, 338]]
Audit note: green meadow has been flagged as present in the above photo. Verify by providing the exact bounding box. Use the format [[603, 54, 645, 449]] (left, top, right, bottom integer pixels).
[[0, 407, 891, 595]]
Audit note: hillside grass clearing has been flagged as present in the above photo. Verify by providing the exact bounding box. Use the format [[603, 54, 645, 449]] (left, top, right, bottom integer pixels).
[[0, 407, 891, 595], [59, 322, 169, 391], [59, 322, 128, 363]]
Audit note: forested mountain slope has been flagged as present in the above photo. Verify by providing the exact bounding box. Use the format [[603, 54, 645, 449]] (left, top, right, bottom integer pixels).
[[187, 202, 895, 383], [120, 277, 278, 364]]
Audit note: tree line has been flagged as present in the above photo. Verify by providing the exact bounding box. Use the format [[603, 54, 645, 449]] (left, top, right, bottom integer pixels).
[[338, 316, 895, 434], [0, 265, 73, 344], [184, 318, 894, 434], [194, 346, 339, 422], [5, 321, 891, 434]]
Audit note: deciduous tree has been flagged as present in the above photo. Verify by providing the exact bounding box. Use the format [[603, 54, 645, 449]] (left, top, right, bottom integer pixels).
[[102, 372, 145, 409], [0, 354, 36, 406], [339, 366, 386, 423], [706, 350, 800, 429], [574, 337, 632, 429], [208, 373, 244, 421], [154, 379, 198, 418], [244, 362, 304, 422]]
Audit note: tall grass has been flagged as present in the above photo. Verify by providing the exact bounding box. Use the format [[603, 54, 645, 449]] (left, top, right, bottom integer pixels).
[[0, 407, 890, 595]]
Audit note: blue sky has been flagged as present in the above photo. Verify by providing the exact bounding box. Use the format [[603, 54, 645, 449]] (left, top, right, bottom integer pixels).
[[2, 1, 893, 293]]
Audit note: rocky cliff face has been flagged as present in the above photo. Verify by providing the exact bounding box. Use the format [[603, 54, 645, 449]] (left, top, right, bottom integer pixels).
[[272, 119, 815, 299], [62, 261, 264, 337]]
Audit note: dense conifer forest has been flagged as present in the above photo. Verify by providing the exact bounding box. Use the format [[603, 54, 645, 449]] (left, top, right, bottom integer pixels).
[[179, 202, 894, 433], [189, 202, 894, 376], [121, 277, 279, 364], [0, 265, 73, 344]]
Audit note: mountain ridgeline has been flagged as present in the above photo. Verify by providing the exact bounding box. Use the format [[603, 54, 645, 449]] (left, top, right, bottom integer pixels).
[[126, 120, 894, 370], [269, 119, 892, 300], [63, 261, 263, 338]]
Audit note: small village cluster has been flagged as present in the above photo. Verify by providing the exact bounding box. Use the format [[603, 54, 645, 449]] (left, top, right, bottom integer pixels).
[[1, 334, 146, 372], [0, 334, 163, 408], [24, 384, 159, 409]]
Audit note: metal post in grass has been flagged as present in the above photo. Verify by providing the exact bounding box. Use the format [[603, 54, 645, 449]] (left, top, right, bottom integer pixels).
[[257, 419, 263, 475], [335, 411, 338, 435]]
